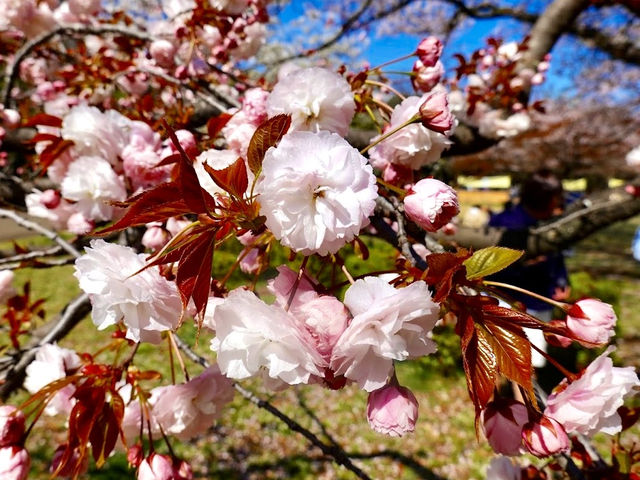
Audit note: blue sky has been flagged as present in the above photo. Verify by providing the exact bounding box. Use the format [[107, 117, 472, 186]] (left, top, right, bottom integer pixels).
[[271, 3, 574, 98]]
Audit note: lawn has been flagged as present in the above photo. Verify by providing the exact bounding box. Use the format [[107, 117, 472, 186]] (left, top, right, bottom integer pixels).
[[4, 199, 640, 480]]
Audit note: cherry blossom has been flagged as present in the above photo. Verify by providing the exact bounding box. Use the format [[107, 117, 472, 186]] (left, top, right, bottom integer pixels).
[[151, 365, 234, 440], [0, 446, 30, 480], [211, 288, 324, 385], [331, 277, 439, 391], [0, 406, 25, 447], [255, 130, 377, 256], [521, 416, 570, 457], [482, 399, 529, 456], [74, 240, 182, 343], [23, 343, 81, 416], [403, 178, 460, 232], [369, 93, 453, 171], [565, 298, 617, 347], [266, 67, 356, 136], [545, 347, 640, 436]]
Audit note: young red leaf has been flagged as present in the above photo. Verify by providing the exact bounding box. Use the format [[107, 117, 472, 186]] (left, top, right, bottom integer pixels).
[[89, 395, 124, 467], [96, 183, 189, 235], [480, 319, 535, 404], [207, 112, 233, 138], [162, 120, 216, 215], [23, 113, 62, 128], [246, 114, 291, 175], [175, 232, 216, 315], [202, 157, 248, 199], [460, 315, 498, 417]]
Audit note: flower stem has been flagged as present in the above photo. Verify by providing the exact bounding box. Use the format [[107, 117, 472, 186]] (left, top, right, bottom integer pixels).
[[370, 52, 415, 71], [364, 79, 406, 100], [483, 280, 566, 310], [360, 114, 420, 155], [529, 341, 577, 382]]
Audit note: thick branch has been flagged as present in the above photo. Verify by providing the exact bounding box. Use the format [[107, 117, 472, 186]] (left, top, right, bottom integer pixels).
[[0, 208, 81, 258], [436, 186, 640, 256]]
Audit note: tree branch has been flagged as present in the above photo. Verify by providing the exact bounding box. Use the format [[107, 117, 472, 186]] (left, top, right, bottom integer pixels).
[[0, 208, 81, 258]]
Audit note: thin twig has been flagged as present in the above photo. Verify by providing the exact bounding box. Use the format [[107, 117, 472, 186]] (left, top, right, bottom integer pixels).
[[172, 335, 372, 480], [0, 208, 81, 258], [0, 246, 64, 265]]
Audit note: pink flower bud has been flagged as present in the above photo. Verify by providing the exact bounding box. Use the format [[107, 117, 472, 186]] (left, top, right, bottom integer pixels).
[[40, 189, 61, 209], [403, 178, 459, 232], [0, 445, 30, 480], [66, 212, 94, 235], [522, 416, 570, 458], [411, 60, 444, 93], [127, 444, 144, 468], [142, 225, 170, 251], [482, 399, 529, 456], [566, 298, 616, 347], [1, 109, 21, 129], [415, 36, 443, 67], [137, 454, 175, 480], [419, 91, 454, 135], [175, 460, 192, 480], [0, 406, 24, 447], [150, 40, 177, 69], [367, 384, 419, 437]]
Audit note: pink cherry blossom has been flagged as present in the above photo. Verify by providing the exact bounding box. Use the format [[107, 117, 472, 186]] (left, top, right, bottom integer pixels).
[[267, 67, 356, 136], [151, 365, 234, 440], [74, 240, 182, 343], [61, 105, 131, 166], [0, 406, 25, 447], [24, 343, 81, 416], [142, 224, 170, 251], [482, 399, 529, 456], [255, 131, 377, 256], [66, 212, 94, 235], [137, 454, 175, 480], [367, 383, 419, 437], [331, 277, 439, 391], [411, 60, 444, 93], [565, 298, 616, 347], [369, 94, 452, 171], [67, 0, 100, 15], [419, 91, 455, 135], [404, 178, 460, 232], [150, 40, 177, 68], [61, 156, 127, 222], [416, 36, 443, 67], [211, 288, 323, 385], [0, 445, 30, 480], [521, 416, 570, 458], [545, 347, 640, 436], [268, 266, 349, 363]]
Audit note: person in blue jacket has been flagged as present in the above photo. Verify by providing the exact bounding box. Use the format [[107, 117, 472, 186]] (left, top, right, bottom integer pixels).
[[488, 169, 570, 367]]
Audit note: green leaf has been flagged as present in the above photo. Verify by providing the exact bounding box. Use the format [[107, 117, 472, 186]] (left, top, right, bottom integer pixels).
[[463, 246, 523, 280]]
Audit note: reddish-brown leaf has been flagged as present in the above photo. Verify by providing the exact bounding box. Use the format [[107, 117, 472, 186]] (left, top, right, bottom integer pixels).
[[96, 183, 189, 235], [176, 232, 216, 315], [480, 319, 534, 402], [162, 120, 216, 215], [424, 250, 471, 302], [459, 314, 497, 418], [23, 113, 62, 128], [39, 139, 74, 173], [203, 157, 248, 199], [89, 394, 123, 467], [246, 114, 291, 175], [207, 112, 233, 138]]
